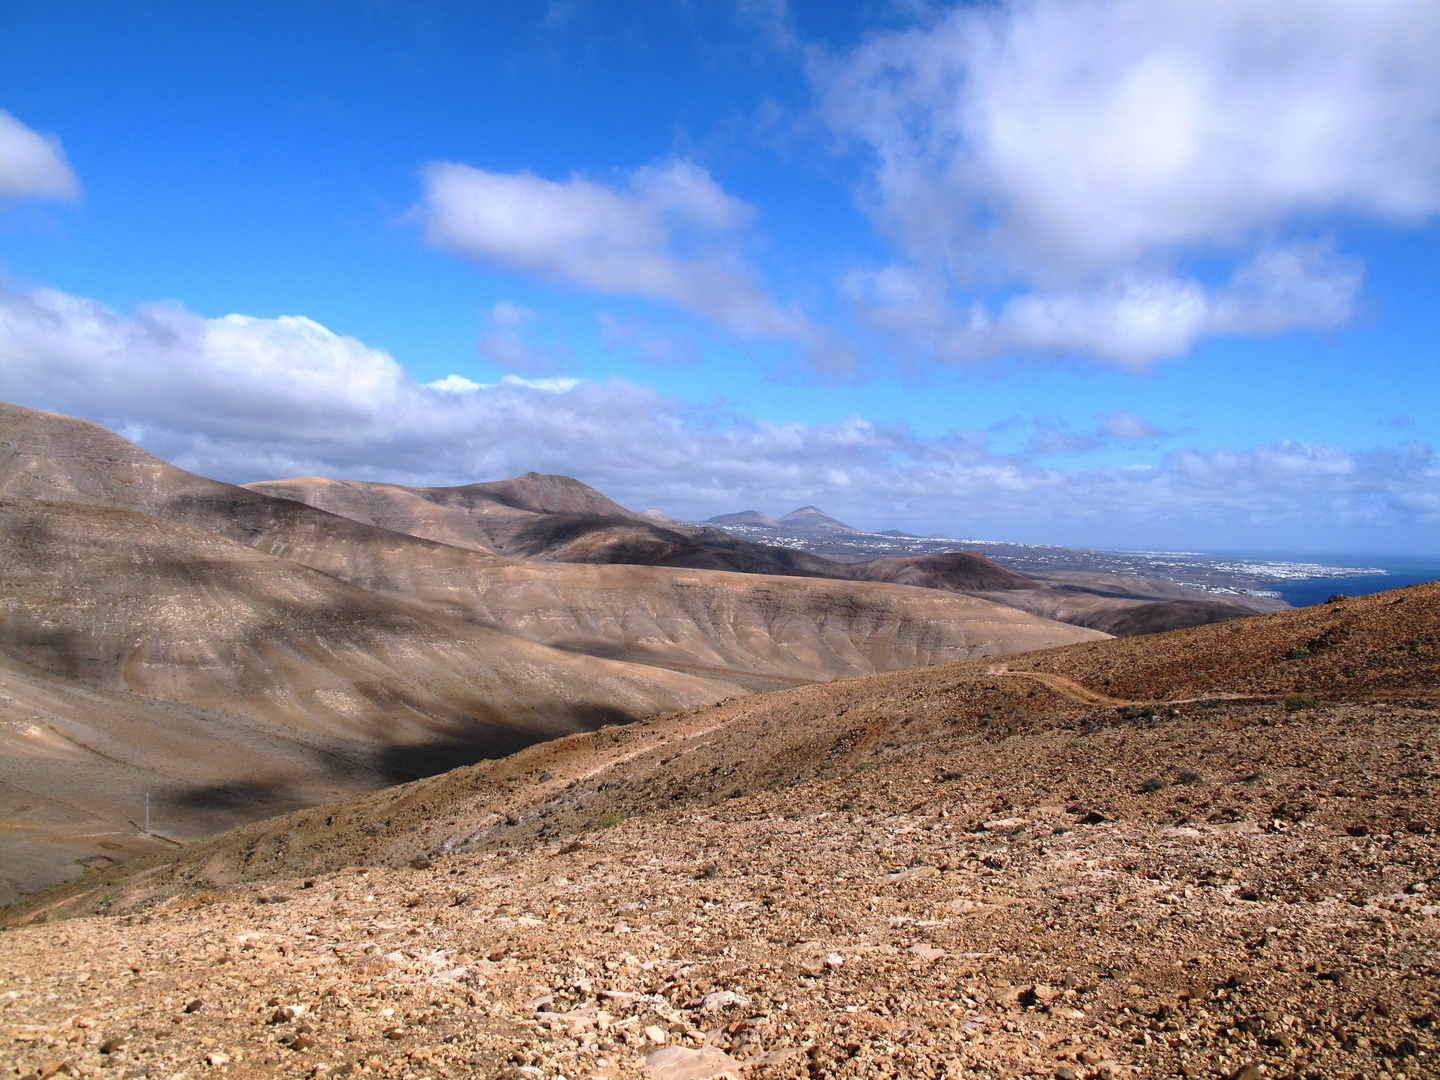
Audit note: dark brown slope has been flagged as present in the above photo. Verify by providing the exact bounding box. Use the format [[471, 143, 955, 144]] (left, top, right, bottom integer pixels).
[[852, 550, 1035, 592], [1077, 596, 1259, 636]]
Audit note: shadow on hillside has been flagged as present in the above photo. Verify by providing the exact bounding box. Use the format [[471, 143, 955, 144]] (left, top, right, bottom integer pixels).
[[373, 706, 637, 783], [162, 779, 312, 815]]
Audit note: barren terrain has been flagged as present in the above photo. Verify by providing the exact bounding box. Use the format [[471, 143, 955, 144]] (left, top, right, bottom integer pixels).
[[250, 476, 1270, 639], [0, 402, 1101, 900], [2, 582, 1435, 1080]]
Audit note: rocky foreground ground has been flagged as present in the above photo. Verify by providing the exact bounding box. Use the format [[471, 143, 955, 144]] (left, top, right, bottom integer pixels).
[[2, 585, 1437, 1080]]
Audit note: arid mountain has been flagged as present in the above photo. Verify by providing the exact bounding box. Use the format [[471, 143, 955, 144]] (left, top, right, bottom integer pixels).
[[260, 474, 1261, 639], [5, 584, 1434, 1080], [777, 504, 860, 533], [0, 401, 1104, 901], [247, 475, 848, 577]]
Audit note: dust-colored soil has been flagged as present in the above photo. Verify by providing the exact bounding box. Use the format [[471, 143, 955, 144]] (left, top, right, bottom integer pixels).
[[2, 582, 1435, 1080]]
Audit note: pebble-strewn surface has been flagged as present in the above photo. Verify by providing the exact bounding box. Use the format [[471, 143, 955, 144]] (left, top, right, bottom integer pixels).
[[4, 699, 1438, 1080]]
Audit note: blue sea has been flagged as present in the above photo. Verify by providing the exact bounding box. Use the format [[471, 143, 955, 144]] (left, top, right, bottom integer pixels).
[[1211, 553, 1440, 609]]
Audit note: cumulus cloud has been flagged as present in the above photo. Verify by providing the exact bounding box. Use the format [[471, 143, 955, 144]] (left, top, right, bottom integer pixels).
[[0, 284, 1434, 548], [0, 110, 81, 201], [816, 0, 1440, 366], [418, 159, 810, 342]]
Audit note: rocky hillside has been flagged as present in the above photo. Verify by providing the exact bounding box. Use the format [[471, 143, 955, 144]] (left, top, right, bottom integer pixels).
[[2, 582, 1435, 1080]]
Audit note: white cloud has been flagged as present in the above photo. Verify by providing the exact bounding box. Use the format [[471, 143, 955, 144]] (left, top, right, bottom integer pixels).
[[0, 110, 81, 201], [418, 159, 808, 341], [816, 0, 1440, 366], [426, 374, 482, 393], [852, 244, 1363, 368], [0, 284, 1434, 549]]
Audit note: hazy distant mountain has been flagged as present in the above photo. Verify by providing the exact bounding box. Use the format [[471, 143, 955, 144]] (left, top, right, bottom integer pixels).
[[707, 509, 780, 528], [776, 506, 861, 534]]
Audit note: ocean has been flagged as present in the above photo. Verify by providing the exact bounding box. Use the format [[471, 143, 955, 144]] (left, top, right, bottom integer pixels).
[[1211, 553, 1440, 609]]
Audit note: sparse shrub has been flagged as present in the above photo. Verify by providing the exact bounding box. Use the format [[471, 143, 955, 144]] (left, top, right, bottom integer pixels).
[[1286, 693, 1322, 712], [1284, 647, 1310, 660], [1141, 776, 1170, 793], [1175, 769, 1204, 785], [854, 762, 876, 772], [596, 812, 624, 829]]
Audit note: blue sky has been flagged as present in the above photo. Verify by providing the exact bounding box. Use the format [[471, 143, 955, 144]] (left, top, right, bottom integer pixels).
[[1, 1, 1437, 553]]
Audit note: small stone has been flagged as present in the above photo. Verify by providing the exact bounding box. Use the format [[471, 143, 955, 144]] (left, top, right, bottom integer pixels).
[[1079, 1050, 1103, 1065], [288, 1035, 314, 1052], [185, 998, 206, 1013], [1232, 1065, 1262, 1080], [383, 1027, 406, 1040], [700, 990, 749, 1012], [1055, 1068, 1076, 1080], [643, 1024, 668, 1045], [206, 1051, 230, 1066], [644, 1045, 742, 1080], [99, 1038, 125, 1054], [1077, 811, 1107, 825]]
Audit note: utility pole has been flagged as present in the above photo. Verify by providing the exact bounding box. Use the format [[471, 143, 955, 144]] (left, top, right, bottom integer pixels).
[[145, 792, 150, 835]]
